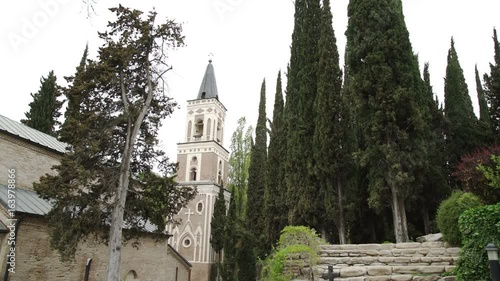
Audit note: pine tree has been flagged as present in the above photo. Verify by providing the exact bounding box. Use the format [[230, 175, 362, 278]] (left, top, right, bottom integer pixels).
[[345, 0, 427, 242], [246, 79, 267, 258], [284, 0, 322, 227], [312, 0, 349, 243], [33, 6, 194, 279], [264, 71, 287, 250], [484, 28, 500, 139], [444, 38, 479, 176], [211, 185, 227, 281], [21, 70, 62, 136]]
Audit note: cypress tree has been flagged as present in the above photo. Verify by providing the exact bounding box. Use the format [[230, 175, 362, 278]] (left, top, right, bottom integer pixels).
[[484, 28, 500, 139], [211, 185, 227, 281], [444, 38, 479, 175], [264, 71, 287, 250], [312, 0, 349, 243], [21, 70, 62, 136], [222, 186, 238, 281], [284, 0, 321, 227], [416, 63, 449, 234], [246, 80, 267, 258], [476, 65, 493, 145], [60, 44, 88, 144], [345, 0, 426, 242]]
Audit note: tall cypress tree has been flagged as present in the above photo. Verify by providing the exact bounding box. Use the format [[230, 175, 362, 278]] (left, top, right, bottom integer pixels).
[[246, 80, 267, 258], [312, 0, 349, 243], [476, 65, 493, 145], [211, 185, 227, 281], [21, 70, 62, 136], [284, 0, 321, 227], [222, 185, 238, 281], [444, 38, 479, 175], [413, 63, 449, 234], [60, 44, 88, 143], [264, 71, 287, 250], [484, 28, 500, 139], [345, 0, 426, 242]]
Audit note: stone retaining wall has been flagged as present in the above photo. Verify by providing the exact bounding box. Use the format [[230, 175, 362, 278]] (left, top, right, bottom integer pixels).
[[292, 242, 459, 281]]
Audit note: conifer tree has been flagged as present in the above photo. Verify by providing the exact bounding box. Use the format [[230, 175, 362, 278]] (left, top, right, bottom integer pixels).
[[284, 0, 321, 227], [246, 80, 267, 258], [222, 186, 238, 280], [21, 70, 62, 136], [264, 71, 287, 250], [33, 7, 194, 280], [476, 65, 493, 145], [415, 63, 449, 234], [345, 0, 426, 242], [477, 65, 491, 126], [444, 38, 479, 175], [312, 0, 349, 243], [60, 44, 88, 143], [484, 28, 500, 139], [211, 185, 227, 281]]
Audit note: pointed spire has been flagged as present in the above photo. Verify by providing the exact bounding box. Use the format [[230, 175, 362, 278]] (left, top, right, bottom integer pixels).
[[197, 60, 219, 100]]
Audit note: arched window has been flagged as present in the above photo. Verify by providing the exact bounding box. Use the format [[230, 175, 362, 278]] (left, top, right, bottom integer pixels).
[[187, 120, 192, 140], [125, 270, 138, 280], [216, 122, 222, 143], [190, 167, 197, 181], [197, 202, 203, 213], [206, 118, 212, 140], [218, 160, 223, 185], [195, 119, 204, 139]]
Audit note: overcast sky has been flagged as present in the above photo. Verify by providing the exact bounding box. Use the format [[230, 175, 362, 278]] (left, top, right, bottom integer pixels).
[[1, 0, 500, 160]]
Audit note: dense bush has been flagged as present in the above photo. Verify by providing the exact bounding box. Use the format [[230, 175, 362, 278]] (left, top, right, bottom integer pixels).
[[261, 226, 325, 281], [436, 191, 482, 246], [456, 204, 500, 281]]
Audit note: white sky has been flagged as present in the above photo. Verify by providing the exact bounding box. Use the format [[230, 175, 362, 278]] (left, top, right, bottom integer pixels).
[[1, 0, 500, 160]]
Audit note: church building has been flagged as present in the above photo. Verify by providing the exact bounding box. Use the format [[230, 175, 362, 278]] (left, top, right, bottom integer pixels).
[[168, 60, 231, 281]]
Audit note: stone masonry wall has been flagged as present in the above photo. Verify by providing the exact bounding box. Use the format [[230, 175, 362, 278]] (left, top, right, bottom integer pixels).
[[0, 216, 190, 281], [291, 242, 459, 281], [0, 134, 61, 191]]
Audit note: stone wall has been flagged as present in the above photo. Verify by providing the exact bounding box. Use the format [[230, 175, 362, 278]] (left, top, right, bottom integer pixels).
[[0, 133, 62, 191], [0, 216, 190, 281], [291, 242, 459, 281]]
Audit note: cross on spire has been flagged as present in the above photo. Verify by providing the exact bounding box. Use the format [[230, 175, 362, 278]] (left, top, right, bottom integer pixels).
[[208, 52, 214, 63]]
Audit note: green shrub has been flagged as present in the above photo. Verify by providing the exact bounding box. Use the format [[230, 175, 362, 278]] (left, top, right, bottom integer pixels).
[[436, 191, 482, 246], [261, 226, 324, 281], [456, 203, 500, 281]]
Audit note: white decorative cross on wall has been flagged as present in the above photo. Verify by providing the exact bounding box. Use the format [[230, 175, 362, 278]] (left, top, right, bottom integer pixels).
[[185, 208, 194, 222]]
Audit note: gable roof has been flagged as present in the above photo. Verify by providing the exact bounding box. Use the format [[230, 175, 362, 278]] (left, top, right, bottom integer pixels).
[[0, 114, 67, 153], [167, 244, 192, 268]]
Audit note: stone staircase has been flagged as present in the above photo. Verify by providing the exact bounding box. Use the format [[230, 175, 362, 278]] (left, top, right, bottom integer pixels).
[[301, 242, 459, 281]]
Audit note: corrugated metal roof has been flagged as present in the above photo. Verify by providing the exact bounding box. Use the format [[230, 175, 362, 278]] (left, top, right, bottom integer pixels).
[[0, 185, 162, 234], [0, 185, 52, 216], [0, 114, 67, 153]]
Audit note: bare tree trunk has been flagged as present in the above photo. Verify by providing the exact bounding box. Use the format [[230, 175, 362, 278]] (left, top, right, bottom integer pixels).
[[106, 64, 156, 281], [422, 204, 431, 234], [336, 178, 347, 244], [391, 186, 409, 243]]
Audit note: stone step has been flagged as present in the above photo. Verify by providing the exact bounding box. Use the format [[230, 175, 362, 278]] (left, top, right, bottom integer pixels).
[[316, 275, 455, 281], [320, 243, 459, 257], [319, 256, 458, 266], [313, 265, 456, 280]]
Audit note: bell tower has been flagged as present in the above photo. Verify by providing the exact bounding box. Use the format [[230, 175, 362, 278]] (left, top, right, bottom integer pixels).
[[168, 60, 230, 281]]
